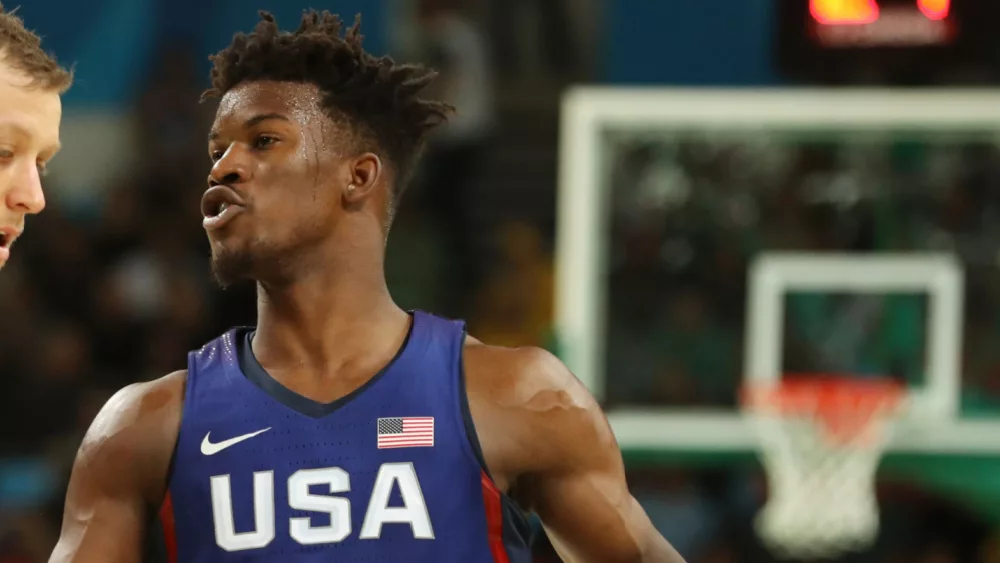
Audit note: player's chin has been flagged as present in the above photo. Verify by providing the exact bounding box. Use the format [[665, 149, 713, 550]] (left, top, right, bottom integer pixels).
[[209, 246, 256, 288]]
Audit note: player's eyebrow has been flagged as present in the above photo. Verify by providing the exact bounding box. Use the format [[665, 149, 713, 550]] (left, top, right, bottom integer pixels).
[[0, 121, 61, 156], [208, 113, 292, 141]]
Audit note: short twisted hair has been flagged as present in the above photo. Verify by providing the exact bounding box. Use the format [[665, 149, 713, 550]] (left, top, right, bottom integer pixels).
[[204, 10, 452, 202], [0, 2, 72, 92]]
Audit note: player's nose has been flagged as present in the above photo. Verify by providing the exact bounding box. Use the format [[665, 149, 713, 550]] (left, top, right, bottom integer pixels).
[[208, 145, 251, 187], [4, 160, 47, 215]]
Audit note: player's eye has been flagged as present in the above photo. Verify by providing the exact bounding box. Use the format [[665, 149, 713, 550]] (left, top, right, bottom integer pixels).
[[253, 135, 278, 150], [36, 162, 48, 177], [0, 149, 13, 161], [210, 150, 224, 162]]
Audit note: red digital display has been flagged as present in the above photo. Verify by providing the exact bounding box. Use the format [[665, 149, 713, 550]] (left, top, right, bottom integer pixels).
[[809, 0, 951, 25], [917, 0, 950, 20], [810, 0, 880, 25], [777, 0, 1000, 83], [808, 0, 954, 47]]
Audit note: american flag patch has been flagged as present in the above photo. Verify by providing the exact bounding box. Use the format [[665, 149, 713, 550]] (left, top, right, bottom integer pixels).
[[377, 417, 434, 449]]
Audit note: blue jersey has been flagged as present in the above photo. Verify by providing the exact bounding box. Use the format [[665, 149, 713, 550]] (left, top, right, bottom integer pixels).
[[158, 311, 532, 562]]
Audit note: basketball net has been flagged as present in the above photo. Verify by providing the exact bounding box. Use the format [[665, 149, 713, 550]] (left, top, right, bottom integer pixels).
[[743, 378, 905, 560]]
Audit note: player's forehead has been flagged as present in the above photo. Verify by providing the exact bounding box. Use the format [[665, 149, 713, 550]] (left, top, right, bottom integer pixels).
[[0, 62, 62, 150], [213, 80, 326, 131]]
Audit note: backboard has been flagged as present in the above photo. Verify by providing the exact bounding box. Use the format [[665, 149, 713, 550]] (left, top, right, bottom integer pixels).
[[555, 88, 1000, 461]]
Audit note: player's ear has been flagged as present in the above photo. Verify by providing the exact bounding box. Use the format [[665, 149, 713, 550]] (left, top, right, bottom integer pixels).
[[344, 153, 382, 205]]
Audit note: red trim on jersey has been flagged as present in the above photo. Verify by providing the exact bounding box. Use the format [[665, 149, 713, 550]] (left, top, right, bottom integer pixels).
[[480, 470, 511, 563], [159, 492, 178, 563]]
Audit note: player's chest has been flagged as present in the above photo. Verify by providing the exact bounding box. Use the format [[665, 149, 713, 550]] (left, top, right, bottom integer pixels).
[[168, 418, 478, 553]]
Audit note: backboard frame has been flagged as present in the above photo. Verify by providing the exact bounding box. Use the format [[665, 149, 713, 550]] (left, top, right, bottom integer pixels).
[[744, 253, 963, 419], [555, 88, 1000, 454]]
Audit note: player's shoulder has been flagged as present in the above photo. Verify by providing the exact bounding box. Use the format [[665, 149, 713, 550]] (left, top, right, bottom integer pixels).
[[462, 337, 588, 405], [80, 369, 186, 457], [89, 369, 187, 431], [75, 370, 186, 502], [461, 337, 609, 470]]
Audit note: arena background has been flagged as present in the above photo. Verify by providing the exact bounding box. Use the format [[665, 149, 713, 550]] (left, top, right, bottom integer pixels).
[[5, 1, 1000, 561]]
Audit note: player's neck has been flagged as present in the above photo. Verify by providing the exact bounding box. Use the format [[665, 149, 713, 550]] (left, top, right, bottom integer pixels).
[[252, 261, 407, 374]]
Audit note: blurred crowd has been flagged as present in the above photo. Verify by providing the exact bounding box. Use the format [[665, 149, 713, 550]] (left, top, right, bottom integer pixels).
[[5, 1, 1000, 562], [606, 135, 1000, 412]]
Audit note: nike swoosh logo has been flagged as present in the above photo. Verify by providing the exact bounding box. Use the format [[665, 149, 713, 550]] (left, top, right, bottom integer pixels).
[[201, 427, 271, 456]]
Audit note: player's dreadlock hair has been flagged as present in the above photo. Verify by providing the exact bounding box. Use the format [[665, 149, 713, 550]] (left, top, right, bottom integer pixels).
[[0, 2, 73, 92], [203, 10, 453, 206]]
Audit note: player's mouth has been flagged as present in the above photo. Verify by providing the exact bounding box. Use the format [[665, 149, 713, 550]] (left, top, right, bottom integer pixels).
[[202, 185, 248, 232], [0, 226, 22, 264]]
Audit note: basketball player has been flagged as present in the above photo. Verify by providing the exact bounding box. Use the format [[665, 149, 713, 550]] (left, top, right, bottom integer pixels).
[[50, 11, 681, 563], [0, 3, 70, 269]]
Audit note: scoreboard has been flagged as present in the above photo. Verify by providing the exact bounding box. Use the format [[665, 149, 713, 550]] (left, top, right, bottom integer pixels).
[[776, 0, 1000, 83]]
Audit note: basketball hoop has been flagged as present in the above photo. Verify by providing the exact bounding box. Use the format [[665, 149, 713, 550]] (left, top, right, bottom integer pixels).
[[742, 376, 906, 560]]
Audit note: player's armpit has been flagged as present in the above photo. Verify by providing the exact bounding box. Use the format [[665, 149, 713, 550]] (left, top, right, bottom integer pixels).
[[49, 371, 184, 563], [508, 349, 684, 563]]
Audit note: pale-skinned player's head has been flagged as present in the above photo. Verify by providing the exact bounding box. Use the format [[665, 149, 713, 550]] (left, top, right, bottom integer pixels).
[[201, 10, 451, 287], [0, 2, 71, 269]]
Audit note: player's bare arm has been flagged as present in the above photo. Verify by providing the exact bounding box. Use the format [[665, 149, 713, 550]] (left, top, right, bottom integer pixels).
[[49, 371, 184, 563], [465, 342, 684, 563]]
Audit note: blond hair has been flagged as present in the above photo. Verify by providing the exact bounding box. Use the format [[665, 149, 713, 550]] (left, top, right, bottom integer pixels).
[[0, 2, 72, 92]]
